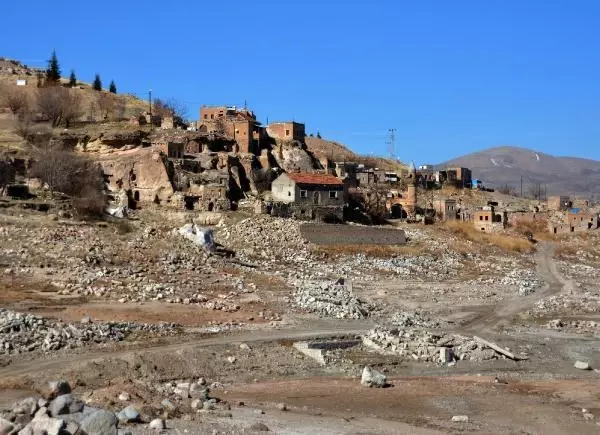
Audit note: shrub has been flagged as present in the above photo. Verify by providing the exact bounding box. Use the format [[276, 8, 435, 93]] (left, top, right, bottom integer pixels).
[[444, 221, 534, 253]]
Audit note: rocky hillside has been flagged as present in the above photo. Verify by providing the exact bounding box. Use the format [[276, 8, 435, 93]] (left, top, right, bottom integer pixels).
[[305, 137, 406, 171], [440, 146, 600, 198]]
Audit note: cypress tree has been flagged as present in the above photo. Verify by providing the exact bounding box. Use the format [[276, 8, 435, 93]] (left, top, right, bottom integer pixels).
[[46, 50, 61, 83], [92, 74, 102, 91], [68, 70, 77, 87], [109, 80, 117, 94]]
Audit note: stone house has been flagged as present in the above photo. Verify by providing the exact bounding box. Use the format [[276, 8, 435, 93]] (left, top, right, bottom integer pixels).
[[198, 106, 262, 154], [548, 209, 599, 234], [473, 205, 505, 232], [547, 196, 572, 211], [433, 199, 458, 221], [270, 172, 345, 222], [266, 122, 305, 143]]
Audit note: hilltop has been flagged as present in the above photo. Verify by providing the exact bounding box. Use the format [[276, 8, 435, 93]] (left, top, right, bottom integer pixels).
[[440, 145, 600, 198], [305, 136, 406, 171]]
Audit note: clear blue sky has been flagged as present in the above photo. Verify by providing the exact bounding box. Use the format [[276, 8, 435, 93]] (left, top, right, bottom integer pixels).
[[2, 0, 600, 164]]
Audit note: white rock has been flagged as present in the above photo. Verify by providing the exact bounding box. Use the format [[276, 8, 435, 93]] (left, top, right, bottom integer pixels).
[[452, 415, 469, 423], [149, 418, 166, 430], [361, 366, 387, 388], [575, 361, 591, 370]]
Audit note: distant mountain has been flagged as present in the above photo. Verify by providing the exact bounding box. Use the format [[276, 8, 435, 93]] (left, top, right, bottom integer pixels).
[[439, 146, 600, 198]]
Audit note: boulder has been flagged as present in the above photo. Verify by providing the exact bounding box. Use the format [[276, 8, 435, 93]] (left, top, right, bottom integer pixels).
[[80, 410, 118, 435], [117, 406, 140, 423], [452, 415, 469, 423], [13, 397, 38, 416], [361, 366, 387, 388], [45, 380, 71, 399], [575, 361, 591, 370], [49, 394, 84, 417], [23, 415, 65, 435], [148, 419, 166, 430], [0, 418, 14, 435]]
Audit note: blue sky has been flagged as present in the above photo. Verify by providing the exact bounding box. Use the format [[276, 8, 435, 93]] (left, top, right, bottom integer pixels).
[[2, 0, 600, 164]]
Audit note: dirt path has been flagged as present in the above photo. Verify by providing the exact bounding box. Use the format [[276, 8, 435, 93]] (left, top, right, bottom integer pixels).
[[0, 319, 373, 379], [461, 241, 570, 334]]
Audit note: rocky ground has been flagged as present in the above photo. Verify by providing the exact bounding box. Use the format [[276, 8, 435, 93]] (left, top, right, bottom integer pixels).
[[1, 200, 600, 433]]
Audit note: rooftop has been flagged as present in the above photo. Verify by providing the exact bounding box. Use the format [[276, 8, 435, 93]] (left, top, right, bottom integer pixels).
[[286, 172, 344, 186]]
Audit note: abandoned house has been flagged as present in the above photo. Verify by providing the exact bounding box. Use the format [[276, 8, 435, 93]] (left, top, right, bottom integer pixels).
[[436, 167, 473, 188], [266, 122, 306, 143], [433, 199, 458, 221], [472, 205, 506, 232], [547, 195, 572, 211], [198, 105, 264, 154], [270, 172, 345, 222], [549, 209, 599, 234]]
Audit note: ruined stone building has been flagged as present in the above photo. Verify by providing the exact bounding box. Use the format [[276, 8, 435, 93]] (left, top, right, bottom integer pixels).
[[270, 172, 345, 222], [266, 122, 306, 143], [198, 106, 264, 154], [433, 199, 458, 221], [547, 195, 572, 211], [472, 204, 506, 232], [385, 163, 417, 219], [549, 209, 599, 234], [436, 167, 472, 188]]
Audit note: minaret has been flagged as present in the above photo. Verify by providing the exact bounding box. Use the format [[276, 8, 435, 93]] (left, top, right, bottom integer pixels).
[[406, 161, 417, 214]]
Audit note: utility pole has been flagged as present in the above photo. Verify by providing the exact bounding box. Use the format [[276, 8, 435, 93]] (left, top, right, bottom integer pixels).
[[148, 89, 152, 117], [386, 128, 396, 159], [520, 176, 523, 197]]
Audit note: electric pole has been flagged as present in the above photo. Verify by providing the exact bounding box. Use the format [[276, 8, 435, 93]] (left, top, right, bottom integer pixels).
[[386, 128, 396, 159], [148, 89, 152, 117]]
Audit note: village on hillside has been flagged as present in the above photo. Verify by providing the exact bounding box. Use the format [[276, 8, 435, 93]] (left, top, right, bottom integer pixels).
[[0, 58, 597, 238], [2, 54, 600, 434]]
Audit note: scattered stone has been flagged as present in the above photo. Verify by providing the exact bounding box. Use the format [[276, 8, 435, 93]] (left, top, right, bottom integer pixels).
[[148, 418, 166, 430], [117, 405, 140, 423], [24, 414, 65, 435], [361, 366, 387, 388], [161, 399, 177, 411], [227, 356, 237, 364], [250, 422, 270, 432], [12, 397, 38, 416], [80, 315, 92, 324], [452, 415, 469, 423], [575, 361, 591, 370], [118, 392, 131, 402], [277, 403, 287, 411], [46, 380, 71, 399], [239, 343, 251, 351], [80, 409, 118, 435]]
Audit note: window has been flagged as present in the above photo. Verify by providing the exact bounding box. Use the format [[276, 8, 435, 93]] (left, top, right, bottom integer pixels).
[[329, 191, 338, 199], [204, 114, 208, 119], [479, 216, 483, 221], [300, 190, 308, 198], [286, 129, 290, 136], [288, 191, 291, 196], [484, 215, 489, 221], [210, 114, 214, 119]]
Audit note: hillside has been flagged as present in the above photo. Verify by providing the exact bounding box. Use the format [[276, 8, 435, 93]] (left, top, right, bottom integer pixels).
[[305, 136, 406, 171], [440, 146, 600, 198]]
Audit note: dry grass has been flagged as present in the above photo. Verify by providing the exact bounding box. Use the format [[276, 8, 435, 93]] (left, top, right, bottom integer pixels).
[[311, 243, 426, 258], [443, 221, 535, 254]]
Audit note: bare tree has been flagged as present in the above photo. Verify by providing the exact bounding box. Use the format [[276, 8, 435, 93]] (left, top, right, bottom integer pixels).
[[30, 149, 104, 196], [37, 87, 83, 127], [0, 83, 30, 118], [96, 92, 115, 120], [153, 97, 188, 124]]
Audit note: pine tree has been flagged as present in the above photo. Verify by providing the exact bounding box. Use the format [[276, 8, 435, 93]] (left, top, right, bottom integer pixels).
[[68, 70, 77, 88], [46, 50, 61, 84], [92, 74, 102, 91], [109, 80, 117, 94]]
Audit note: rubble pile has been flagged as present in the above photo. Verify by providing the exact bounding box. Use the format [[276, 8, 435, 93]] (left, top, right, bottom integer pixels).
[[363, 326, 507, 363], [500, 269, 542, 296], [293, 279, 372, 319], [390, 310, 447, 329], [547, 318, 600, 333], [0, 309, 181, 356]]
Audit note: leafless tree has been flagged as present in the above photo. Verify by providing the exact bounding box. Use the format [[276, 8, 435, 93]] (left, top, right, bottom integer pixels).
[[0, 83, 30, 118], [96, 92, 115, 120], [37, 86, 84, 127], [153, 97, 188, 123], [29, 148, 105, 215]]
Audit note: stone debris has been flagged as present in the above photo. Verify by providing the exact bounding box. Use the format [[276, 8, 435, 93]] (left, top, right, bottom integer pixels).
[[293, 279, 372, 319], [390, 310, 446, 329], [0, 309, 180, 356], [363, 326, 516, 363], [361, 365, 387, 388], [500, 269, 542, 296], [148, 418, 166, 430], [452, 415, 469, 423]]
